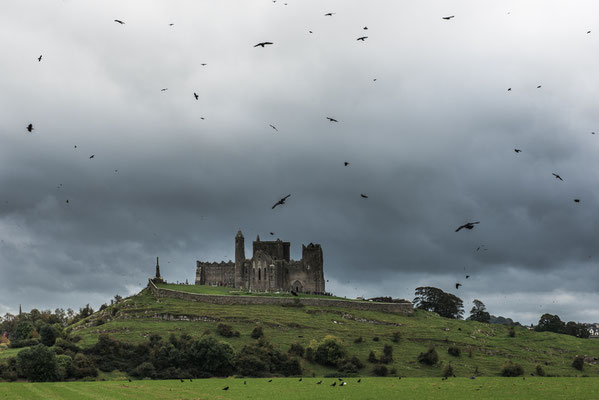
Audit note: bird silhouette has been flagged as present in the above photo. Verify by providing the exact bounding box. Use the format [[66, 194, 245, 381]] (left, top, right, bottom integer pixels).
[[317, 380, 322, 384], [357, 36, 368, 41], [244, 381, 247, 384], [38, 55, 42, 62], [442, 16, 455, 20], [180, 379, 184, 382], [89, 155, 95, 159], [514, 149, 522, 153], [455, 222, 480, 232], [326, 117, 338, 122], [169, 23, 174, 26], [331, 382, 336, 386], [592, 132, 596, 135], [324, 12, 335, 16], [194, 92, 199, 100], [344, 162, 350, 166], [357, 379, 361, 383], [363, 26, 368, 30], [272, 194, 291, 209], [254, 42, 274, 47], [200, 63, 207, 66], [588, 30, 591, 34], [574, 199, 580, 203], [537, 85, 542, 88], [128, 379, 132, 382], [269, 124, 278, 131], [270, 232, 274, 235], [466, 275, 470, 279], [114, 19, 125, 24], [291, 290, 298, 296], [26, 124, 33, 132], [66, 200, 69, 204], [268, 379, 273, 382], [455, 283, 462, 289], [507, 88, 512, 91], [161, 88, 168, 91], [360, 194, 368, 198], [552, 173, 563, 181], [341, 382, 347, 386], [222, 386, 229, 390], [299, 378, 302, 381]]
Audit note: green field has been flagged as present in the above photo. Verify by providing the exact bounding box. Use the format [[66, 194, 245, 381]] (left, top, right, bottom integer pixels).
[[0, 377, 597, 400], [60, 287, 599, 378]]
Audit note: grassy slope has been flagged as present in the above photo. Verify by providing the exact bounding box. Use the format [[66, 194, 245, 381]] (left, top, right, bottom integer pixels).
[[1, 378, 598, 400], [64, 286, 599, 378]]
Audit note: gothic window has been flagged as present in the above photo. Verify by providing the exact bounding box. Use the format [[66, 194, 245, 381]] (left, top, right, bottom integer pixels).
[[258, 268, 261, 281]]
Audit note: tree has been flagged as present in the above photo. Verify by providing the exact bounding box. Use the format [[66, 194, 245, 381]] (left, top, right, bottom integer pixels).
[[535, 314, 565, 334], [314, 336, 346, 367], [469, 299, 491, 323], [16, 344, 59, 382], [413, 287, 464, 319], [564, 322, 590, 339], [39, 325, 58, 347], [13, 321, 34, 340]]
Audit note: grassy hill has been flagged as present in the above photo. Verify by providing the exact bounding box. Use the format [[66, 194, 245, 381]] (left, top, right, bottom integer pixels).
[[65, 285, 599, 378]]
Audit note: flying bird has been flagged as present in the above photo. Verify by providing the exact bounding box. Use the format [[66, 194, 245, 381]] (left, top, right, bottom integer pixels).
[[357, 36, 368, 41], [169, 23, 174, 26], [466, 275, 470, 279], [552, 173, 563, 181], [65, 200, 69, 204], [588, 30, 591, 34], [89, 155, 95, 159], [200, 63, 207, 66], [272, 194, 291, 209], [161, 88, 168, 91], [269, 124, 278, 131], [455, 222, 480, 232], [514, 149, 522, 153], [309, 30, 313, 33], [363, 26, 368, 30], [114, 19, 125, 24], [324, 12, 335, 16], [537, 85, 542, 89], [326, 117, 338, 122], [507, 88, 512, 91], [270, 232, 274, 235], [26, 124, 33, 132], [254, 42, 273, 47], [38, 55, 42, 62], [574, 199, 580, 203], [194, 92, 199, 100], [344, 162, 349, 166], [360, 194, 368, 198], [592, 132, 596, 135], [442, 15, 455, 20], [455, 283, 462, 289]]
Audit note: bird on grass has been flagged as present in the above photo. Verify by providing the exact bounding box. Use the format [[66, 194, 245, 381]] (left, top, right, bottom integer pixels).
[[299, 378, 302, 382], [244, 381, 247, 384], [254, 42, 273, 47], [552, 173, 563, 181], [455, 222, 479, 232], [455, 283, 462, 289], [268, 379, 273, 382], [180, 379, 184, 382], [357, 379, 361, 383], [514, 149, 522, 153], [269, 124, 278, 131], [291, 290, 298, 296], [331, 382, 336, 386], [26, 124, 33, 132], [128, 379, 132, 382], [357, 36, 368, 41], [442, 16, 455, 20], [341, 382, 347, 386], [194, 93, 199, 100], [223, 386, 229, 390], [114, 19, 125, 24], [316, 380, 322, 384], [338, 378, 343, 381], [272, 194, 291, 209], [38, 55, 42, 62]]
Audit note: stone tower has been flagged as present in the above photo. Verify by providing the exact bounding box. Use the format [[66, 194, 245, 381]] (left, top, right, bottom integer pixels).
[[234, 230, 246, 288], [302, 243, 325, 292], [154, 257, 164, 283]]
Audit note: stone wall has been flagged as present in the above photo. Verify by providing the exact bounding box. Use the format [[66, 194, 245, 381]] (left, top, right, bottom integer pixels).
[[148, 280, 413, 315]]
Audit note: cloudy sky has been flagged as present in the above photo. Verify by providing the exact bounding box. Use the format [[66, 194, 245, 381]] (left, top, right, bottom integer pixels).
[[1, 0, 598, 325]]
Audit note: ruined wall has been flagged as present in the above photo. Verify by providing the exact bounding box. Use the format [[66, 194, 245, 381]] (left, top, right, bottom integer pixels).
[[253, 240, 290, 262], [195, 261, 235, 286]]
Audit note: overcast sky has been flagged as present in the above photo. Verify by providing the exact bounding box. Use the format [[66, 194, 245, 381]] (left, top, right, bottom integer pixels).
[[1, 0, 598, 325]]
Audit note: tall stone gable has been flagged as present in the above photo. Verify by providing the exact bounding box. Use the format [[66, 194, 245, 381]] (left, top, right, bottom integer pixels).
[[195, 230, 325, 293]]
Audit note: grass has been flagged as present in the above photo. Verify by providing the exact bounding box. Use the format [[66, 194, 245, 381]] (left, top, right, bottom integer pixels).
[[0, 377, 598, 399], [63, 288, 599, 378]]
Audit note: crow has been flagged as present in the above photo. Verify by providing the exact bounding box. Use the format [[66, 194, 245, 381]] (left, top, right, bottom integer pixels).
[[574, 199, 580, 203], [254, 42, 274, 47], [455, 222, 479, 232], [324, 12, 335, 16], [592, 132, 596, 135], [507, 88, 512, 91], [552, 173, 563, 181], [299, 378, 302, 381], [223, 386, 229, 390], [194, 92, 199, 100], [357, 36, 368, 41], [268, 379, 273, 382], [114, 19, 125, 24], [344, 162, 350, 166], [180, 379, 184, 382], [338, 379, 343, 381], [360, 194, 368, 198], [466, 275, 470, 279], [341, 382, 347, 386], [291, 290, 298, 296], [244, 381, 247, 384], [357, 379, 361, 383], [270, 232, 274, 235], [66, 200, 69, 204], [317, 380, 322, 384], [89, 155, 95, 159], [363, 26, 368, 30], [26, 124, 33, 132], [272, 194, 291, 209], [161, 88, 168, 91], [169, 23, 174, 26], [128, 379, 132, 382], [309, 30, 313, 33], [201, 63, 207, 66], [588, 30, 591, 34], [38, 55, 42, 62], [269, 124, 278, 131], [537, 85, 542, 88], [514, 149, 522, 153], [456, 283, 462, 289], [326, 117, 338, 122], [442, 16, 455, 20], [331, 382, 336, 386]]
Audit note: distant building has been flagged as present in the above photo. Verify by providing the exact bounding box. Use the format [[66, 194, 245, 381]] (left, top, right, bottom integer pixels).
[[195, 230, 325, 293]]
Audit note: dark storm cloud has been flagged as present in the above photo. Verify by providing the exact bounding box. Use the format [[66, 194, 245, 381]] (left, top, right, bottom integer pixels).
[[1, 0, 599, 324]]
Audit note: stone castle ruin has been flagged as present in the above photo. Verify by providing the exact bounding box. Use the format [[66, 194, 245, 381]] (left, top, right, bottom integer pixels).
[[195, 230, 325, 293]]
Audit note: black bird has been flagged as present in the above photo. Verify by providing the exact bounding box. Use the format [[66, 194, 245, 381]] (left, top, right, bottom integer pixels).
[[272, 194, 291, 209], [180, 379, 184, 382], [331, 382, 336, 386], [357, 36, 368, 41], [363, 26, 368, 30], [455, 283, 462, 289], [455, 222, 479, 232], [466, 275, 470, 279], [74, 145, 77, 149], [324, 12, 335, 16], [270, 232, 274, 235], [223, 386, 229, 390], [537, 85, 542, 88], [194, 92, 199, 100], [341, 382, 347, 386], [128, 379, 132, 382], [360, 194, 368, 198], [26, 124, 33, 132], [200, 63, 207, 66], [269, 124, 278, 131], [268, 379, 273, 382], [592, 132, 595, 135], [254, 42, 274, 47], [588, 30, 591, 34], [65, 200, 69, 204], [552, 173, 563, 181], [442, 15, 455, 20], [326, 117, 338, 122], [514, 149, 522, 153], [169, 23, 174, 26], [338, 378, 343, 381], [357, 379, 361, 383], [317, 380, 322, 384], [344, 162, 350, 166], [244, 381, 247, 384], [309, 30, 313, 33], [574, 199, 580, 203], [114, 19, 125, 24], [38, 55, 42, 62], [190, 379, 192, 382], [291, 290, 298, 296], [507, 88, 512, 91], [89, 155, 95, 159], [161, 88, 168, 91], [299, 378, 302, 381]]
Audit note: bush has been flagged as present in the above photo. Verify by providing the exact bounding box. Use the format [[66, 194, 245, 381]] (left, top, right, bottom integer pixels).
[[572, 355, 584, 371], [500, 361, 524, 377], [17, 344, 59, 382], [391, 331, 401, 343], [280, 357, 302, 376], [447, 346, 461, 357], [250, 326, 264, 339], [353, 336, 363, 344], [380, 345, 393, 364], [288, 343, 305, 357], [234, 339, 287, 377], [216, 323, 239, 338], [373, 365, 388, 376], [0, 357, 18, 381], [305, 347, 315, 362], [368, 351, 378, 363], [535, 364, 546, 377], [417, 347, 439, 366], [56, 355, 73, 380], [314, 336, 346, 367], [443, 362, 454, 378], [188, 336, 236, 377], [72, 353, 98, 379], [39, 325, 58, 347], [337, 356, 364, 373], [508, 327, 515, 337], [372, 337, 380, 342], [133, 362, 156, 379]]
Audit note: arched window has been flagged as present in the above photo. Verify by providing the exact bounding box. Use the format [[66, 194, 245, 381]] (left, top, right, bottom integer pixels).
[[258, 268, 261, 281]]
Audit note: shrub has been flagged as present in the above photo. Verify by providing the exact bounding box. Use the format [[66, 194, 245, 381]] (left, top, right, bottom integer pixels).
[[188, 336, 236, 377], [353, 336, 363, 344], [535, 364, 546, 377], [500, 361, 524, 377], [250, 326, 264, 339], [443, 362, 454, 378], [337, 356, 364, 373], [368, 351, 378, 363], [72, 353, 98, 379], [391, 331, 401, 343], [314, 336, 346, 367], [508, 327, 515, 337], [56, 355, 73, 380], [39, 325, 58, 347], [305, 347, 315, 362], [373, 365, 388, 376], [372, 337, 380, 342], [280, 357, 302, 376], [16, 344, 59, 382], [133, 362, 156, 379], [288, 343, 305, 357], [0, 357, 18, 381], [572, 355, 584, 371], [380, 345, 393, 364], [235, 339, 287, 377], [216, 323, 239, 338], [417, 347, 438, 366], [447, 346, 461, 357]]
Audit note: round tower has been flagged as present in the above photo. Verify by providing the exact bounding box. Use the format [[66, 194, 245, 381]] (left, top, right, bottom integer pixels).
[[235, 230, 246, 289]]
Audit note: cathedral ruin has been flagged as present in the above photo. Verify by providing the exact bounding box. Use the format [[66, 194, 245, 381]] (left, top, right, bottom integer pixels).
[[195, 230, 325, 293]]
